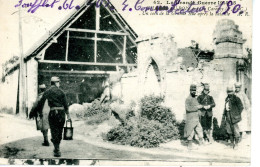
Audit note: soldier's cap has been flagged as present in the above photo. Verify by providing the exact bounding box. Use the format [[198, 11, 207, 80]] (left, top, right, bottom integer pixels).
[[227, 86, 234, 93], [51, 76, 60, 82], [234, 82, 242, 88], [203, 83, 210, 91], [190, 84, 197, 91], [39, 84, 46, 89]]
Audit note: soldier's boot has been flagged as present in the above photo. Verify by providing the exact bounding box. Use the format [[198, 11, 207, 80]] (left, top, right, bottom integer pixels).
[[53, 144, 61, 157], [233, 137, 239, 150], [187, 140, 198, 150], [229, 135, 235, 148], [198, 138, 205, 146], [42, 130, 50, 146], [208, 130, 213, 144]]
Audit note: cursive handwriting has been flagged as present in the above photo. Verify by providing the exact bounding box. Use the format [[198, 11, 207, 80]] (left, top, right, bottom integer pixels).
[[14, 0, 243, 15], [14, 0, 80, 13]]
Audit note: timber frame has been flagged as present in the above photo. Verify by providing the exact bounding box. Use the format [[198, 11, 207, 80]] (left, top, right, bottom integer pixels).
[[3, 0, 138, 78]]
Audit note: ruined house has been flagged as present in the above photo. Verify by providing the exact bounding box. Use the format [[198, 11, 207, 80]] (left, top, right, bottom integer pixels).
[[122, 19, 251, 124], [0, 0, 138, 115]]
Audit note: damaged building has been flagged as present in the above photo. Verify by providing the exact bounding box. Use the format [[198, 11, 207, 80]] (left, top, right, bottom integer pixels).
[[0, 0, 138, 115]]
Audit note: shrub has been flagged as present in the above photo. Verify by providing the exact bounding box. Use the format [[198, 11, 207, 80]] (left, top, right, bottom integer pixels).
[[176, 120, 186, 140], [85, 111, 110, 125], [105, 95, 180, 148], [0, 107, 13, 114], [140, 95, 176, 124], [84, 100, 110, 118]]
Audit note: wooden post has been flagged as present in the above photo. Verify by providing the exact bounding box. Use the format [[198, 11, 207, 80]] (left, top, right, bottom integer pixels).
[[123, 35, 129, 72], [94, 6, 100, 63], [18, 6, 26, 117], [66, 31, 69, 61]]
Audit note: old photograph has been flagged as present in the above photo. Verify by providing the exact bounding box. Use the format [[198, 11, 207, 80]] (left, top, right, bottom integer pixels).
[[0, 0, 253, 165]]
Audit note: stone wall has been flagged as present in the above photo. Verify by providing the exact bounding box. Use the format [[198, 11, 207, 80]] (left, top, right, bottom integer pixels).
[[121, 19, 251, 124]]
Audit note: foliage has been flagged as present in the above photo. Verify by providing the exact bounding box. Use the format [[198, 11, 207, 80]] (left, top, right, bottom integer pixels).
[[83, 100, 110, 118], [73, 99, 111, 125], [105, 95, 180, 148], [0, 107, 13, 114], [140, 95, 176, 124], [3, 56, 19, 72], [85, 111, 110, 125], [176, 120, 186, 140]]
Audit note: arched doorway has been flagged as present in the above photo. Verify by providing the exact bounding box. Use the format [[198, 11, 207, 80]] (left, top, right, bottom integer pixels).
[[143, 59, 161, 96]]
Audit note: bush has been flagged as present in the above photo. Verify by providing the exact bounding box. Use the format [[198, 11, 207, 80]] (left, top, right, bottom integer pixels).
[[140, 95, 176, 124], [176, 120, 186, 140], [85, 111, 110, 125], [84, 100, 110, 118], [105, 95, 180, 148], [0, 107, 13, 114]]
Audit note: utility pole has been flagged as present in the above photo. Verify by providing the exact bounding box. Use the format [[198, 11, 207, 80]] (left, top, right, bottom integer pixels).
[[18, 6, 26, 117]]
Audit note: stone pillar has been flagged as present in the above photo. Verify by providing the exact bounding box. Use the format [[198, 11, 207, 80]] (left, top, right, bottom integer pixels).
[[212, 19, 247, 86]]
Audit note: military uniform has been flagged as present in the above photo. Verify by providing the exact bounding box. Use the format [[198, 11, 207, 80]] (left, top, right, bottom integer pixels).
[[184, 84, 204, 149], [37, 77, 69, 157], [223, 86, 244, 149], [197, 88, 216, 142]]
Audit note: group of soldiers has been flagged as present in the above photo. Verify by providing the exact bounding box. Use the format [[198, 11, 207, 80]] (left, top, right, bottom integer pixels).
[[184, 82, 251, 150], [28, 75, 250, 157]]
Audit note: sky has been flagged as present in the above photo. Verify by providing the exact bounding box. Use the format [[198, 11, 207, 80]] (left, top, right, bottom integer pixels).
[[0, 0, 252, 64]]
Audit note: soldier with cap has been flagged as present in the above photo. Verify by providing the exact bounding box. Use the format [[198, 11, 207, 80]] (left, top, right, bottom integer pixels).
[[184, 84, 204, 150], [197, 83, 216, 144], [37, 76, 71, 157], [29, 84, 50, 146], [222, 85, 243, 149], [234, 82, 251, 139]]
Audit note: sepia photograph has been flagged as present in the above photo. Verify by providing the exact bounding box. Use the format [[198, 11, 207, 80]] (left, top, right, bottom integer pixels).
[[0, 0, 254, 165]]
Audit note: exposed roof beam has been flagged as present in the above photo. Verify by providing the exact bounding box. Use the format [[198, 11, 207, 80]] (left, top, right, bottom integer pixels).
[[69, 36, 113, 42], [38, 60, 137, 66], [66, 28, 129, 36], [39, 70, 118, 74]]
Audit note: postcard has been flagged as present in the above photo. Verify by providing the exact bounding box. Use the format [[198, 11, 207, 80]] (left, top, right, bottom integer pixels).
[[0, 0, 253, 165]]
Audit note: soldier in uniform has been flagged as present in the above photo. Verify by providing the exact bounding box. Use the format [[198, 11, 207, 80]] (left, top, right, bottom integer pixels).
[[197, 83, 216, 143], [184, 84, 204, 150], [234, 82, 251, 139], [37, 76, 71, 157], [222, 86, 243, 149], [29, 84, 50, 146]]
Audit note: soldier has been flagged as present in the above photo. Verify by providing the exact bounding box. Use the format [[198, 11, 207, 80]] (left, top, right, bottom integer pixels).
[[234, 82, 251, 139], [184, 84, 204, 150], [197, 83, 216, 144], [223, 86, 243, 149], [37, 77, 71, 157], [29, 84, 50, 146]]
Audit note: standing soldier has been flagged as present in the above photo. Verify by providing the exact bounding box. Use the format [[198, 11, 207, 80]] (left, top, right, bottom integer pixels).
[[184, 84, 204, 150], [29, 84, 50, 146], [197, 83, 216, 144], [234, 82, 251, 139], [37, 77, 71, 157], [223, 86, 243, 149]]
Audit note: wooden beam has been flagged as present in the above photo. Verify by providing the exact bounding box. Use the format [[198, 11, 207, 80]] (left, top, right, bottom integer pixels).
[[96, 6, 100, 31], [41, 50, 45, 60], [66, 28, 129, 36], [65, 31, 69, 61], [69, 36, 113, 42], [122, 35, 127, 64], [94, 33, 97, 63], [38, 60, 137, 66], [102, 6, 137, 46], [39, 70, 118, 74]]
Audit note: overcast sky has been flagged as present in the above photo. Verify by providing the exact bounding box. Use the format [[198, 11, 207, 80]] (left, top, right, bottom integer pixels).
[[0, 0, 252, 64]]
